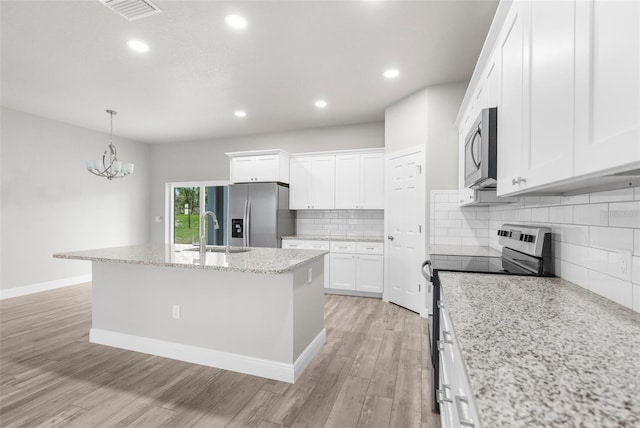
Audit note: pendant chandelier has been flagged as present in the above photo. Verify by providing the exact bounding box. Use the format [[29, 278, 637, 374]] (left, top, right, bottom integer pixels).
[[86, 109, 134, 180]]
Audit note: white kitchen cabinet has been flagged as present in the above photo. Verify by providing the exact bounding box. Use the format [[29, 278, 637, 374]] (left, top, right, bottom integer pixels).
[[329, 241, 383, 293], [355, 255, 383, 292], [335, 152, 384, 209], [289, 155, 335, 210], [329, 253, 357, 290], [496, 0, 527, 196], [227, 150, 289, 184], [574, 0, 640, 176]]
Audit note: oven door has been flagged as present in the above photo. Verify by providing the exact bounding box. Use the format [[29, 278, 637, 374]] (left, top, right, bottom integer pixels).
[[464, 122, 483, 188]]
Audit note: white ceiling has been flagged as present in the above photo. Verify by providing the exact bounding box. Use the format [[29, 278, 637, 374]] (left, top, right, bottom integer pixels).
[[1, 0, 498, 144]]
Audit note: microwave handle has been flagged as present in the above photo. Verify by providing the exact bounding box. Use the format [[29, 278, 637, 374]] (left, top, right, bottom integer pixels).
[[470, 128, 482, 168]]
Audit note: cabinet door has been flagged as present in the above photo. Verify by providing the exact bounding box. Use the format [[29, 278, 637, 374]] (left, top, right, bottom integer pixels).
[[355, 254, 383, 292], [252, 155, 280, 182], [484, 50, 500, 109], [360, 153, 384, 209], [496, 2, 527, 196], [335, 154, 360, 209], [574, 0, 640, 175], [329, 253, 356, 290], [310, 156, 335, 209], [289, 158, 312, 209], [523, 0, 575, 189], [231, 157, 255, 183]]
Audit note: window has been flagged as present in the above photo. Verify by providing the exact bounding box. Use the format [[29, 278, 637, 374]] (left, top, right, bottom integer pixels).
[[166, 182, 228, 246]]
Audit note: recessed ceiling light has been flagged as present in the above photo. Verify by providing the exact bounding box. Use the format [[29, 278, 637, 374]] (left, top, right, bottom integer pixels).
[[225, 14, 247, 29], [383, 69, 400, 79], [315, 100, 328, 109], [127, 40, 149, 53], [234, 110, 247, 118]]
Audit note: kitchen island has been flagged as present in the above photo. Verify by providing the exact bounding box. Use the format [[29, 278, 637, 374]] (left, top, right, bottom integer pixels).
[[53, 244, 328, 383]]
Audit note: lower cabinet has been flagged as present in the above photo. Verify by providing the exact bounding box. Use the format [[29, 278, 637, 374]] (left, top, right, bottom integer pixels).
[[438, 301, 481, 428], [283, 239, 383, 294]]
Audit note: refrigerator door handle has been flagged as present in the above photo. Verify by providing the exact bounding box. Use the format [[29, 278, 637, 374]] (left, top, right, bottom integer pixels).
[[243, 200, 249, 247], [246, 200, 251, 247]]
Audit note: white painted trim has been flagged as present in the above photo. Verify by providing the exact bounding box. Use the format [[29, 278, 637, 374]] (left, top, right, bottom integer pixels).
[[90, 327, 326, 384], [292, 329, 326, 382], [0, 275, 91, 300], [290, 147, 384, 157]]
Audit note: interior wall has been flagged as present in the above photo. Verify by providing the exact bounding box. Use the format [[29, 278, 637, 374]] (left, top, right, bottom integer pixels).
[[0, 107, 151, 293], [384, 82, 467, 250], [148, 122, 384, 243]]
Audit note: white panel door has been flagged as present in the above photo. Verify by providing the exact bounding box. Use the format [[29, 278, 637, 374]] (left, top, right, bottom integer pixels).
[[329, 253, 356, 290], [360, 153, 384, 209], [524, 0, 575, 188], [334, 154, 360, 209], [289, 157, 312, 209], [497, 2, 527, 196], [310, 156, 335, 209], [356, 255, 383, 293], [386, 148, 425, 314], [574, 0, 640, 175]]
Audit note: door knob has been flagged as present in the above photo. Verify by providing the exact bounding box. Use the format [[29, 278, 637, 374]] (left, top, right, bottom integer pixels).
[[387, 235, 394, 241]]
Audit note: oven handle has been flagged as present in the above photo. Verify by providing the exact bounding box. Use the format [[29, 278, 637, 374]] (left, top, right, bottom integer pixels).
[[422, 259, 433, 280]]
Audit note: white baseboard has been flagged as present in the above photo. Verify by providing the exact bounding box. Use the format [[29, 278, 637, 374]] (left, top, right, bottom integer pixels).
[[0, 275, 91, 300], [293, 329, 326, 382], [90, 327, 326, 384]]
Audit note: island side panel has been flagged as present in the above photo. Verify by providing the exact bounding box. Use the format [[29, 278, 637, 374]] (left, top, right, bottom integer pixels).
[[91, 261, 295, 364], [292, 258, 326, 361]]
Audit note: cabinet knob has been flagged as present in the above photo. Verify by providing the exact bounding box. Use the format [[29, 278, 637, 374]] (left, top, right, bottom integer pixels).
[[387, 235, 394, 241]]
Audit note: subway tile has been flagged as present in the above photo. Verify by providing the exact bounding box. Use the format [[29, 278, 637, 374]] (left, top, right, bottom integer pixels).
[[633, 256, 640, 284], [435, 236, 462, 245], [433, 211, 449, 220], [460, 211, 478, 220], [517, 209, 532, 222], [461, 237, 488, 246], [435, 219, 462, 229], [589, 226, 634, 251], [608, 201, 640, 228], [558, 224, 590, 246], [588, 270, 633, 309], [531, 207, 550, 222], [633, 284, 640, 313], [449, 211, 467, 220], [635, 187, 640, 201], [330, 218, 347, 224], [559, 261, 589, 289], [573, 203, 609, 226], [590, 188, 635, 203], [449, 193, 462, 203], [476, 211, 489, 220], [465, 219, 489, 229], [434, 193, 450, 203], [561, 194, 590, 205], [549, 206, 574, 224], [635, 229, 640, 256], [584, 247, 614, 278], [540, 196, 562, 206]]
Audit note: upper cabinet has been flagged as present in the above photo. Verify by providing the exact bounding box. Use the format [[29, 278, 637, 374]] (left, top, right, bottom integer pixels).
[[574, 0, 640, 176], [227, 150, 290, 184], [458, 0, 640, 197], [335, 151, 384, 209], [289, 155, 336, 210]]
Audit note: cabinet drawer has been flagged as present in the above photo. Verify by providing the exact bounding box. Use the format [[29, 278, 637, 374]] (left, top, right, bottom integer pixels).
[[306, 241, 330, 251], [282, 240, 305, 249], [330, 241, 357, 253], [356, 242, 383, 255]]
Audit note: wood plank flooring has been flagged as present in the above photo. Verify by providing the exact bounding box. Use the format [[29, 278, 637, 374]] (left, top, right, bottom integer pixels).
[[0, 283, 440, 427]]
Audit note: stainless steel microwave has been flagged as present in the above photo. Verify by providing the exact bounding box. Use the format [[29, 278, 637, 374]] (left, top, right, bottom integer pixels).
[[464, 107, 498, 189]]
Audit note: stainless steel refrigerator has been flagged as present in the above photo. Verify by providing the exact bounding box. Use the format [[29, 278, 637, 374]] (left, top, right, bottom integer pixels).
[[227, 183, 296, 248]]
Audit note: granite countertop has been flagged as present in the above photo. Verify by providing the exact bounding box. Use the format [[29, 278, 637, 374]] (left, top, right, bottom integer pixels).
[[282, 235, 384, 243], [54, 244, 327, 274], [429, 244, 502, 257], [439, 272, 640, 427]]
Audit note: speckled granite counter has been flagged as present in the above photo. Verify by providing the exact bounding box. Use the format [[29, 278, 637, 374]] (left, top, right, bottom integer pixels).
[[282, 235, 384, 243], [430, 244, 501, 257], [54, 243, 327, 274], [439, 272, 640, 427]]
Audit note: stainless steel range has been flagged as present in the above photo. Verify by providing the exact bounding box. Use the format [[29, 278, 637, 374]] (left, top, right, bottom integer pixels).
[[423, 223, 554, 414]]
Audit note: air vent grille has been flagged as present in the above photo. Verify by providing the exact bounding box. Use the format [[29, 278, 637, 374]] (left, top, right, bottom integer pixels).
[[99, 0, 162, 21]]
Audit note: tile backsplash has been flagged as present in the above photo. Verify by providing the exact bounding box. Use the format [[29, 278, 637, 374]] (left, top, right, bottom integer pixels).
[[296, 210, 384, 238], [430, 187, 640, 313]]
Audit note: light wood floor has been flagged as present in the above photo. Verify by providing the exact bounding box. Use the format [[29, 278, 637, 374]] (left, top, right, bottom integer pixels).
[[0, 283, 440, 428]]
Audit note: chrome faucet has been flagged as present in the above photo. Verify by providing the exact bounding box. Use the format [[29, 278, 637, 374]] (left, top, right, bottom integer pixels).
[[199, 211, 220, 258]]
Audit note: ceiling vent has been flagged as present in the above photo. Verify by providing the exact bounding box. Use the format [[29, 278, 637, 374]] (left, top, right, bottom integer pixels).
[[99, 0, 162, 21]]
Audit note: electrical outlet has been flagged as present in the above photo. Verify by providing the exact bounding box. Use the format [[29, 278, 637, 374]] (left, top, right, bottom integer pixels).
[[307, 267, 313, 283], [172, 304, 180, 319], [616, 250, 632, 281]]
